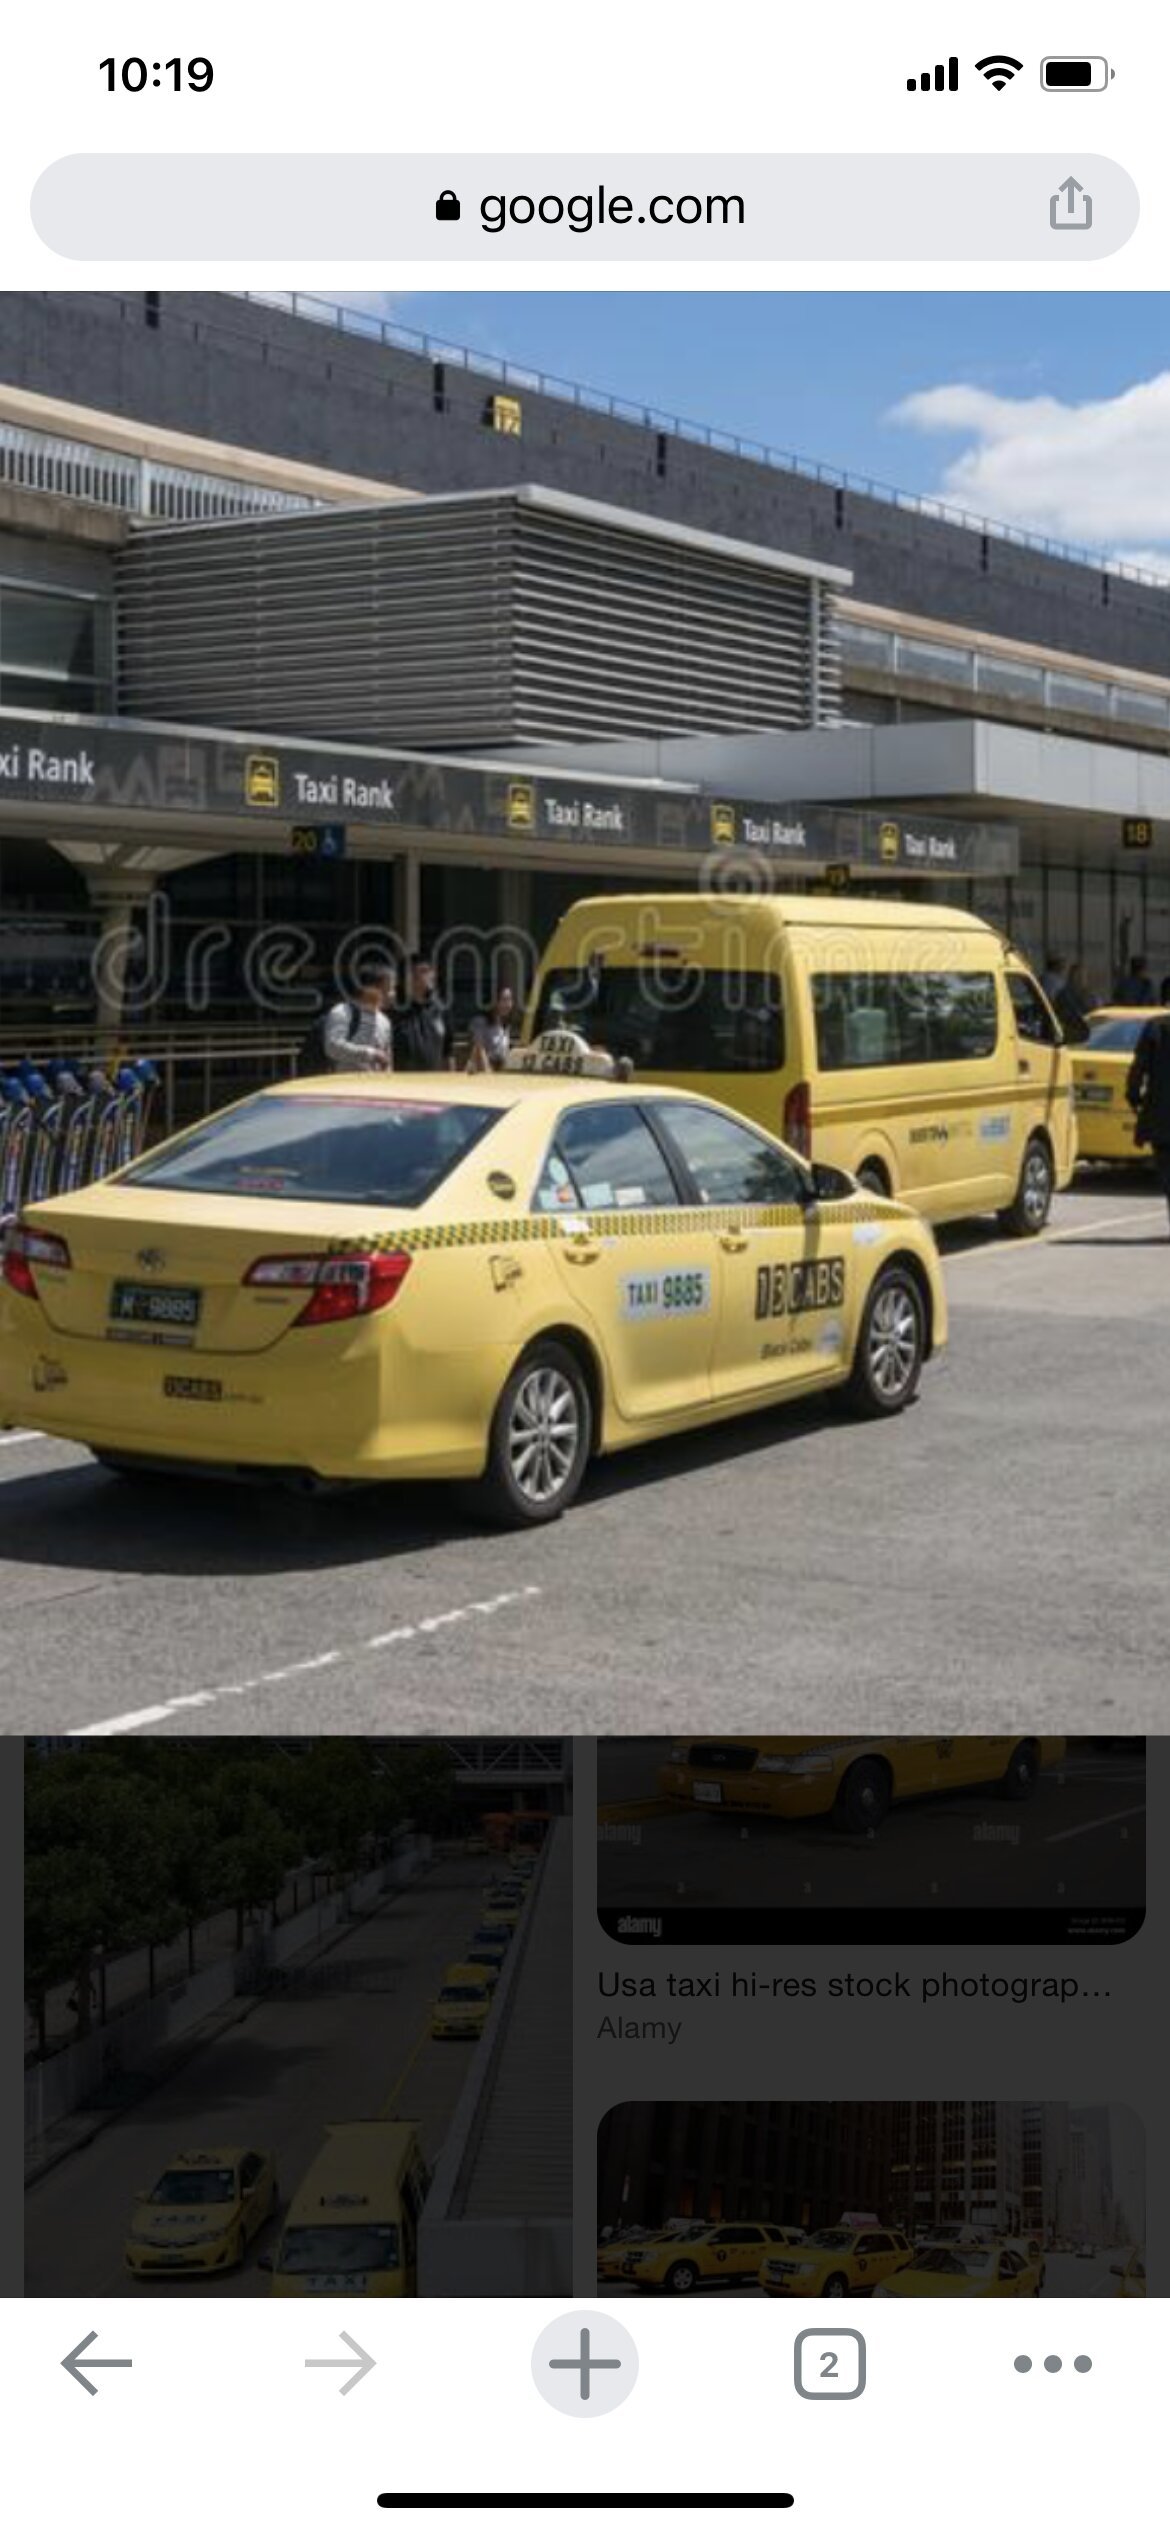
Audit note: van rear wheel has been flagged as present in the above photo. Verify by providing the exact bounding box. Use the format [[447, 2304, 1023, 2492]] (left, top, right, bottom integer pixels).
[[999, 1136, 1054, 1238]]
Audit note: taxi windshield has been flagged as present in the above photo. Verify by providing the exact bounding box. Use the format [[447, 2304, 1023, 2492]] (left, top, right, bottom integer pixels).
[[912, 2248, 993, 2276], [439, 1985, 485, 2004], [122, 1096, 499, 1208], [1084, 1016, 1153, 1052], [149, 2168, 235, 2206], [277, 2223, 400, 2274], [535, 964, 783, 1073], [806, 2228, 855, 2250]]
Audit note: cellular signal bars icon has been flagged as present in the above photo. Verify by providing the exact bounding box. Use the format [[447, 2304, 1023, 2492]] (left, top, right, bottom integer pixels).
[[907, 58, 959, 91]]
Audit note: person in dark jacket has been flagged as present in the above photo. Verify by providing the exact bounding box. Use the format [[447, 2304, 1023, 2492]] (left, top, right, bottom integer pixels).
[[1127, 1009, 1170, 1226], [1054, 961, 1095, 1043], [394, 956, 455, 1072]]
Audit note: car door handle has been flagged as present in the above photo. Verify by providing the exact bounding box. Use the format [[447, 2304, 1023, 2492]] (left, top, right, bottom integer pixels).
[[561, 1239, 601, 1264], [1018, 1057, 1032, 1074], [719, 1229, 750, 1253]]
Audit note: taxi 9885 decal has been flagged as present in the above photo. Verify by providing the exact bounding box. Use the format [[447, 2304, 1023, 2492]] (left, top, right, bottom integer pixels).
[[622, 1268, 712, 1320]]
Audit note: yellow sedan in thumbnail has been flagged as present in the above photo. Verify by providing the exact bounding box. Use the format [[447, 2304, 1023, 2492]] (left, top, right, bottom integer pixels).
[[760, 2223, 914, 2298], [124, 2146, 278, 2277], [430, 1964, 494, 2040], [1071, 1007, 1169, 1163], [618, 2220, 799, 2293], [659, 1736, 1066, 1833], [873, 2244, 1040, 2299], [1109, 2247, 1146, 2297], [0, 1036, 947, 1526]]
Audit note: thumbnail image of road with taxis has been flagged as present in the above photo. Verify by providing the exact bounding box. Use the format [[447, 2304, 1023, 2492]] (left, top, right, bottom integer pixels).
[[596, 1736, 1146, 1944], [23, 1738, 552, 2296], [596, 2102, 1146, 2301]]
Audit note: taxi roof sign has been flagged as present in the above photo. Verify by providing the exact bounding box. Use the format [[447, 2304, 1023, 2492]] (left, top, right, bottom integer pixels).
[[506, 1028, 624, 1080]]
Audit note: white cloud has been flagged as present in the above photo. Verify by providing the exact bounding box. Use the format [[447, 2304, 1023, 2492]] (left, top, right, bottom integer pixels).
[[889, 375, 1170, 572]]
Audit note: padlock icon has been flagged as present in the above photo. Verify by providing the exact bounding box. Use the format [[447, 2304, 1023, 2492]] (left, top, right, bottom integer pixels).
[[435, 189, 461, 223]]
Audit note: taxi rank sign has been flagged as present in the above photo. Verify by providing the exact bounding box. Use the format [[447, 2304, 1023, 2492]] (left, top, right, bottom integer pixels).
[[0, 712, 1017, 876]]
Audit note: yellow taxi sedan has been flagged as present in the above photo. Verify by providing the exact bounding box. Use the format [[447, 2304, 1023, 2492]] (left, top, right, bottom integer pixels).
[[124, 2146, 278, 2278], [618, 2219, 798, 2294], [659, 1736, 1066, 1834], [1071, 1007, 1169, 1163], [0, 1037, 947, 1527], [873, 2243, 1040, 2299], [430, 1964, 494, 2040], [760, 2222, 914, 2298], [1109, 2246, 1146, 2298]]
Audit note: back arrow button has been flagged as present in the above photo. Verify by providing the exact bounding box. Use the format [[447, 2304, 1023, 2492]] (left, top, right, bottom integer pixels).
[[62, 2332, 134, 2396]]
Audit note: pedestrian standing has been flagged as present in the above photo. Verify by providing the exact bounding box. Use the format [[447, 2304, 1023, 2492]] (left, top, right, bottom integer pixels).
[[466, 986, 516, 1072], [1041, 950, 1067, 1006], [1127, 1008, 1170, 1229], [394, 954, 455, 1071], [1114, 951, 1157, 1007], [322, 964, 396, 1072], [1054, 960, 1095, 1043]]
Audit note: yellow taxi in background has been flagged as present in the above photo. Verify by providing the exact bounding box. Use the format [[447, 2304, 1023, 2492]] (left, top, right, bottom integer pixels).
[[1071, 1007, 1169, 1163], [659, 1736, 1067, 1835], [1110, 2247, 1146, 2297], [760, 2221, 914, 2298], [124, 2146, 278, 2278], [266, 2122, 430, 2297], [597, 2227, 661, 2281], [0, 1039, 947, 1528], [430, 1963, 494, 2040], [874, 2243, 1040, 2299], [618, 2220, 797, 2293]]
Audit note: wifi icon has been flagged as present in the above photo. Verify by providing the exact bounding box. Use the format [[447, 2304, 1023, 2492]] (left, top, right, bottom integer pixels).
[[976, 53, 1023, 88]]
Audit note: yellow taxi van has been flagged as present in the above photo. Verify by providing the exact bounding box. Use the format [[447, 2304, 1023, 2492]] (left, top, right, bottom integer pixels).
[[265, 2121, 430, 2296], [528, 893, 1075, 1233]]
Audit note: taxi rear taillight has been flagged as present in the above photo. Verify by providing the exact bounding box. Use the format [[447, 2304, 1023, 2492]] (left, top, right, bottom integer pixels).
[[783, 1080, 812, 1158], [2, 1225, 72, 1300], [243, 1250, 412, 1326]]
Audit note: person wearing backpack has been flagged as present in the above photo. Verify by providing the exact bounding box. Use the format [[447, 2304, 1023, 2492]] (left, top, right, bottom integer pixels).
[[298, 964, 396, 1075]]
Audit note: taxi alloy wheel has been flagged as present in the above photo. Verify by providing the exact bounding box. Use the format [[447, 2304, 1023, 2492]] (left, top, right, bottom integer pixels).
[[846, 1267, 924, 1417], [1000, 1739, 1040, 1800], [665, 2261, 700, 2293], [471, 1340, 593, 1526], [822, 2274, 849, 2297], [1000, 1135, 1054, 1238]]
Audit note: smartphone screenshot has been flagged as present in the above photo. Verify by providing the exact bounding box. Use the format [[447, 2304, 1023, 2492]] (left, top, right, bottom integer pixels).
[[1, 7, 1166, 2527]]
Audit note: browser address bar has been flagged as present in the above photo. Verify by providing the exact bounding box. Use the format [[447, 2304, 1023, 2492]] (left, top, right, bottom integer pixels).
[[30, 154, 1139, 261]]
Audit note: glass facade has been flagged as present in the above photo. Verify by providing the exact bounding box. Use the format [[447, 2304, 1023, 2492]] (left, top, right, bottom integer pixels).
[[0, 580, 110, 713]]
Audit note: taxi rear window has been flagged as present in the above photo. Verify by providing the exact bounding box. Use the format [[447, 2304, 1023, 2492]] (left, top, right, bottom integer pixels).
[[1084, 1016, 1149, 1052], [535, 965, 784, 1073], [122, 1095, 499, 1208]]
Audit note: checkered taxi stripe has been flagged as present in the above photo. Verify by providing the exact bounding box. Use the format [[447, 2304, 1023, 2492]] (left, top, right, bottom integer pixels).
[[331, 1200, 889, 1256]]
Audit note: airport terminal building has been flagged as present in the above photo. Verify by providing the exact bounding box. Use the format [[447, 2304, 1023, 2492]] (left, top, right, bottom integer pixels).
[[4, 287, 1170, 1072]]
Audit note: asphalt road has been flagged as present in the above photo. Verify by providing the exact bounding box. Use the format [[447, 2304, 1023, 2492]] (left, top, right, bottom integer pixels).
[[596, 1745, 1147, 1918], [2, 1174, 1168, 1731], [25, 1856, 496, 2297]]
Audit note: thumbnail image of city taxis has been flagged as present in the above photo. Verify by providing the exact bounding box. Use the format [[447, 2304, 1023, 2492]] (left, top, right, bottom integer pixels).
[[595, 2102, 1145, 2300], [24, 1737, 563, 2299]]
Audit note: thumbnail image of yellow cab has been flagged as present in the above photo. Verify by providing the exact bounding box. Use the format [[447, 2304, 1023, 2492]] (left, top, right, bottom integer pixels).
[[0, 1040, 946, 1526], [530, 892, 1074, 1233], [596, 2102, 1144, 2301], [659, 1735, 1067, 1834], [265, 2122, 431, 2297], [124, 2146, 279, 2277], [1071, 1007, 1170, 1163]]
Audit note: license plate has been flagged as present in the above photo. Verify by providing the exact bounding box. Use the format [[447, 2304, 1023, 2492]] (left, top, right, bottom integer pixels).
[[110, 1281, 202, 1328], [1076, 1085, 1112, 1107], [693, 1781, 723, 1804]]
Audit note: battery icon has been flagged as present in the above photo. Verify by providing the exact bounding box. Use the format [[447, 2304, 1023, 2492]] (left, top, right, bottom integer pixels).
[[1040, 56, 1114, 89]]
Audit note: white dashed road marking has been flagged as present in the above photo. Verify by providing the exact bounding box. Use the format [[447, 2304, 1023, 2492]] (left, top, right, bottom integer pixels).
[[70, 1585, 543, 1737], [1044, 1805, 1146, 1845]]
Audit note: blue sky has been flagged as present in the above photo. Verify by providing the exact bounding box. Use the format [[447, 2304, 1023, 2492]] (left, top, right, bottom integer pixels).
[[358, 293, 1170, 566]]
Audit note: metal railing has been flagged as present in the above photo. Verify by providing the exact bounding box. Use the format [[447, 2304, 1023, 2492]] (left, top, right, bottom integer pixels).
[[0, 417, 329, 525], [0, 1029, 301, 1139], [236, 289, 1170, 593], [840, 618, 1170, 732]]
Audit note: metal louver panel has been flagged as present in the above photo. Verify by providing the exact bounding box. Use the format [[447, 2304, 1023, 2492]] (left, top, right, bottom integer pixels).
[[116, 489, 845, 748]]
